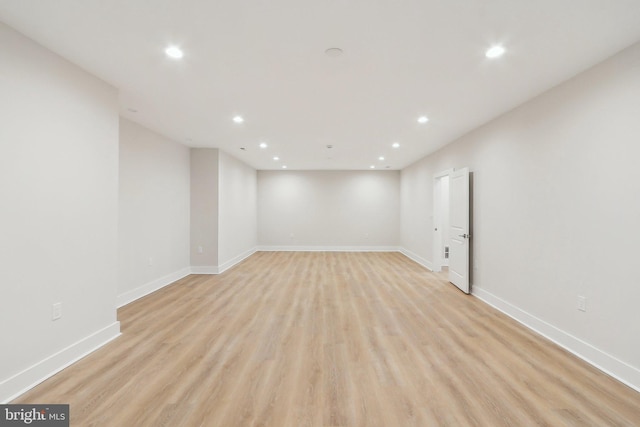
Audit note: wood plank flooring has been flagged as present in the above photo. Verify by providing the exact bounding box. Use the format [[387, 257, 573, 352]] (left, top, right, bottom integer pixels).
[[14, 252, 640, 426]]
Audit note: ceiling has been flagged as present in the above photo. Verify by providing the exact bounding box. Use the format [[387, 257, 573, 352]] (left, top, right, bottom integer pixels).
[[2, 1, 640, 170]]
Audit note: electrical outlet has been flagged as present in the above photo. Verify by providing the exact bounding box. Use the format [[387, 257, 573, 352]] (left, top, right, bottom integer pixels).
[[577, 296, 587, 312], [198, 246, 203, 254], [52, 303, 62, 320], [148, 257, 154, 266]]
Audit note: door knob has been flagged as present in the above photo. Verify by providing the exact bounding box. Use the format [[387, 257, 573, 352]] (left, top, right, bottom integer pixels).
[[458, 233, 470, 239]]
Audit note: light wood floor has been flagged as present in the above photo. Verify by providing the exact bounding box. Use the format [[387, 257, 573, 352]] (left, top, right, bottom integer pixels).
[[14, 252, 640, 426]]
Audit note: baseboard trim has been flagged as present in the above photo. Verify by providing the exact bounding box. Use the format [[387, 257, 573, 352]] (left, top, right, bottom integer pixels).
[[218, 248, 257, 274], [257, 245, 401, 252], [0, 322, 121, 403], [398, 247, 434, 271], [190, 266, 218, 274], [190, 248, 258, 275], [472, 286, 640, 393], [117, 267, 191, 307]]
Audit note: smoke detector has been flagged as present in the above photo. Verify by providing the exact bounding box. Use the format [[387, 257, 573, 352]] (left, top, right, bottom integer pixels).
[[325, 48, 343, 57]]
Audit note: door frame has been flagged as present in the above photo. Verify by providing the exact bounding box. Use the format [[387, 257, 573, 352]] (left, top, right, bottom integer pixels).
[[433, 169, 454, 272]]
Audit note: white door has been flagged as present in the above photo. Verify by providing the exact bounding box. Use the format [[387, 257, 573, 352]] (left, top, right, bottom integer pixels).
[[434, 175, 450, 268], [449, 167, 470, 293]]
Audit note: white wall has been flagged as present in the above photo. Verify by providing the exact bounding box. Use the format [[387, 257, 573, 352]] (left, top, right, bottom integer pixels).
[[258, 170, 400, 249], [401, 42, 640, 389], [218, 151, 257, 269], [190, 148, 219, 270], [117, 119, 190, 306], [0, 23, 120, 401]]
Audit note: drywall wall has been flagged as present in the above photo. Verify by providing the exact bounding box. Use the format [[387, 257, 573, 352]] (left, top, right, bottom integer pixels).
[[0, 23, 120, 401], [258, 170, 400, 249], [117, 119, 190, 306], [190, 149, 257, 272], [190, 148, 219, 271], [401, 42, 640, 389], [218, 151, 258, 269]]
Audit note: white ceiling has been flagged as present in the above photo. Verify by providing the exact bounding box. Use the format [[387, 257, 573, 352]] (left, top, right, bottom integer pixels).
[[2, 1, 640, 170]]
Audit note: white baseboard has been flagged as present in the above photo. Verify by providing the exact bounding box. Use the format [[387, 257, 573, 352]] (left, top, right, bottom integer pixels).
[[399, 247, 434, 271], [0, 322, 121, 404], [117, 267, 191, 307], [217, 247, 257, 274], [191, 247, 258, 275], [190, 266, 218, 274], [257, 245, 401, 252], [472, 286, 640, 393]]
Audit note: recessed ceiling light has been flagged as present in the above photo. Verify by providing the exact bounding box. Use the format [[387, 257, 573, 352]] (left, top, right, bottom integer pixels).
[[418, 116, 429, 124], [378, 156, 385, 161], [486, 45, 506, 59], [370, 165, 375, 169], [259, 142, 268, 149], [325, 47, 344, 57], [273, 156, 279, 161], [392, 142, 400, 148], [282, 165, 287, 169], [165, 46, 184, 59], [233, 115, 244, 123]]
